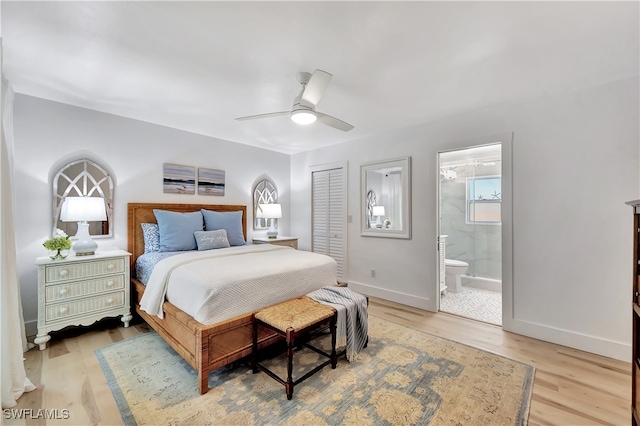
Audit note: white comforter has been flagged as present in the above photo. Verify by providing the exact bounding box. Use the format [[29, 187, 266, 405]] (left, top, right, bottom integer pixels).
[[139, 244, 337, 325]]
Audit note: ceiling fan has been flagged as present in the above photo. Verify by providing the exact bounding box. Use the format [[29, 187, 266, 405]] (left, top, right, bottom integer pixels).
[[235, 69, 354, 132]]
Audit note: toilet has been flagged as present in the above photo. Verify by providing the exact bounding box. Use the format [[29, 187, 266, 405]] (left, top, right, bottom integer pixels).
[[445, 259, 469, 292]]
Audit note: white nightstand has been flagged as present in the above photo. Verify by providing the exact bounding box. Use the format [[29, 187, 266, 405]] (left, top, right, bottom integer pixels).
[[252, 236, 299, 249], [34, 249, 132, 350]]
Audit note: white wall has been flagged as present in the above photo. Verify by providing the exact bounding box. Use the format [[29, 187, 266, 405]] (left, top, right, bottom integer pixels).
[[291, 77, 639, 361], [12, 95, 291, 334]]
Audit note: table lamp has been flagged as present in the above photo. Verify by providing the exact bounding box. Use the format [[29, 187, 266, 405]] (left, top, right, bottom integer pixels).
[[259, 203, 282, 238], [60, 196, 107, 256], [372, 205, 385, 228]]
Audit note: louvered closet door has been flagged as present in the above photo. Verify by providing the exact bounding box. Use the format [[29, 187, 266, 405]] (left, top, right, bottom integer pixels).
[[312, 167, 345, 280]]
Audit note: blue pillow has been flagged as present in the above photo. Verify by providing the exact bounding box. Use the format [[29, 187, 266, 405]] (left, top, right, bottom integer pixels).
[[194, 229, 230, 251], [153, 209, 203, 252], [201, 209, 246, 246], [141, 223, 160, 253]]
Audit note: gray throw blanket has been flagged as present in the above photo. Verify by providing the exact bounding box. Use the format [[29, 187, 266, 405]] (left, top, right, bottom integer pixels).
[[307, 286, 368, 361]]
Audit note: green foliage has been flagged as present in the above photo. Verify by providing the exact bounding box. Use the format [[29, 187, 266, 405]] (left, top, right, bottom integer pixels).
[[43, 229, 72, 251]]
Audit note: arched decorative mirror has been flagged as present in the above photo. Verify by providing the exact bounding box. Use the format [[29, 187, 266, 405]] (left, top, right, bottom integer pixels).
[[52, 158, 113, 238], [253, 179, 277, 229]]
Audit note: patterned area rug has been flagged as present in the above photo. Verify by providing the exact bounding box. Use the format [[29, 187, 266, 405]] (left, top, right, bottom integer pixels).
[[96, 316, 533, 425]]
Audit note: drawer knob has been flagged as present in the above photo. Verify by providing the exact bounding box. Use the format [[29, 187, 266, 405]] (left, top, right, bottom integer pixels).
[[60, 307, 68, 314], [60, 269, 69, 277], [59, 288, 68, 296], [107, 298, 114, 305], [107, 280, 114, 287], [107, 263, 115, 270]]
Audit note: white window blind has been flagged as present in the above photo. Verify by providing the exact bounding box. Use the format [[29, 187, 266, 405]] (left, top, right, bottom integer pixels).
[[312, 167, 345, 280]]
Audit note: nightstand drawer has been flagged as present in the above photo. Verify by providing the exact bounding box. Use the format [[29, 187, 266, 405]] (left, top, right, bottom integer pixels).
[[252, 237, 298, 249], [46, 275, 125, 302], [44, 258, 125, 283], [45, 291, 125, 322], [269, 239, 298, 249]]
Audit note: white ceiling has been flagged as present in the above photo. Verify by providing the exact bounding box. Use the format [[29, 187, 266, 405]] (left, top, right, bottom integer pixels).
[[2, 1, 638, 154]]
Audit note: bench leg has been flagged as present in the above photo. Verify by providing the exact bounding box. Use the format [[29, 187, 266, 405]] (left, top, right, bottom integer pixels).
[[286, 328, 295, 400], [252, 315, 258, 374], [330, 314, 338, 369]]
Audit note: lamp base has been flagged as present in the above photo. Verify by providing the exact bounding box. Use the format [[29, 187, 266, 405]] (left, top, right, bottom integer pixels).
[[73, 221, 98, 256], [266, 222, 278, 239]]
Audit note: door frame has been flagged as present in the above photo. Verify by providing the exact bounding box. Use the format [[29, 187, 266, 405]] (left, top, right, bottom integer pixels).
[[435, 133, 514, 330]]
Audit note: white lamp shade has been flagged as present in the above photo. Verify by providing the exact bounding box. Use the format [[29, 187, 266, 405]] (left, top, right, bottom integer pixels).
[[259, 203, 282, 219], [60, 197, 107, 222], [291, 110, 317, 125], [372, 205, 385, 216]]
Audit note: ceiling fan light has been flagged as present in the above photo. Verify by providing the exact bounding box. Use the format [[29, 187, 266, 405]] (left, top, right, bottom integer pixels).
[[291, 110, 317, 125]]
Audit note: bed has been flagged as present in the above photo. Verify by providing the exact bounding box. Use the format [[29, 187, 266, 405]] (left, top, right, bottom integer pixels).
[[127, 202, 337, 394]]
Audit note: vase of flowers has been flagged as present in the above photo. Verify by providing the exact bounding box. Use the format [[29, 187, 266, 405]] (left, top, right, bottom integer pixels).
[[43, 229, 72, 260]]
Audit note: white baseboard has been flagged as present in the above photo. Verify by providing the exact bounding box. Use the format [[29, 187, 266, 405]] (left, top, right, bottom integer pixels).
[[462, 276, 502, 292], [504, 317, 630, 362], [350, 282, 629, 362], [348, 281, 433, 311]]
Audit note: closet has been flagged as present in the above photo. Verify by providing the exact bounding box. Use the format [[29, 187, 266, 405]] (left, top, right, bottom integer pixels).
[[311, 165, 346, 280]]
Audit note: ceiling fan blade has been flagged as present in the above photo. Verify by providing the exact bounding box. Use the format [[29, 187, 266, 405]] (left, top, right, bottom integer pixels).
[[316, 112, 354, 132], [235, 111, 290, 121], [301, 69, 332, 106]]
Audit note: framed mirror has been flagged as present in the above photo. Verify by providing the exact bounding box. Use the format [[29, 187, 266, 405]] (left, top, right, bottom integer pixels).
[[253, 179, 277, 229], [52, 158, 113, 238], [361, 157, 411, 239]]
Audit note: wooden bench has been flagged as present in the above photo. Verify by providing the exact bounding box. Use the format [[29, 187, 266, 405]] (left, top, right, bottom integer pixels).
[[251, 296, 338, 400]]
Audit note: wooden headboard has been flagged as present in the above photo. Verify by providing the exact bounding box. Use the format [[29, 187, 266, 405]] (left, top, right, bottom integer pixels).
[[127, 203, 247, 273]]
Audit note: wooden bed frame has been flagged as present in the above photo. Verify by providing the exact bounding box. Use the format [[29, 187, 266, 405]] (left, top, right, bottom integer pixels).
[[127, 202, 282, 394]]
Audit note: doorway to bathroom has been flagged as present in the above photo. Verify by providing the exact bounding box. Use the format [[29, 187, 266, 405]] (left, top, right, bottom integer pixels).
[[438, 144, 502, 326]]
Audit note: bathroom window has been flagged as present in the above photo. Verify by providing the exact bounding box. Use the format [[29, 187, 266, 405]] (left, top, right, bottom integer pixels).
[[466, 176, 501, 224]]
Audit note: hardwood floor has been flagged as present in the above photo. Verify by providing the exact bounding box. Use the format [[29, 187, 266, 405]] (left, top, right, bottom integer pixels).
[[7, 297, 630, 425]]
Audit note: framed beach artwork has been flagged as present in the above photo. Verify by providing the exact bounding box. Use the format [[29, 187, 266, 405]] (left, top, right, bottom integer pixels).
[[198, 168, 225, 196], [162, 163, 196, 194]]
